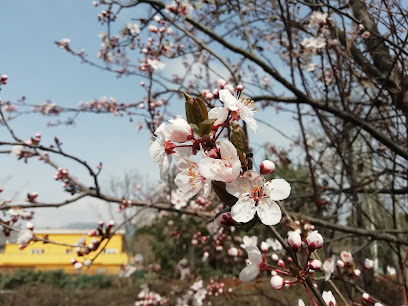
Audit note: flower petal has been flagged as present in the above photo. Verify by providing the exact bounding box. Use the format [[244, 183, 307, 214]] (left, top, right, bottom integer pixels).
[[231, 197, 256, 223], [198, 158, 218, 180], [264, 179, 291, 201], [256, 199, 282, 225], [245, 245, 262, 265], [239, 264, 260, 282], [219, 139, 238, 161], [226, 175, 248, 197], [219, 89, 238, 111]]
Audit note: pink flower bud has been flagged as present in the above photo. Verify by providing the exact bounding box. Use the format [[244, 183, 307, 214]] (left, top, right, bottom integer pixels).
[[278, 259, 285, 268], [88, 229, 97, 237], [260, 160, 275, 175], [98, 220, 104, 227], [227, 247, 239, 257], [26, 222, 34, 230], [306, 231, 324, 251], [336, 260, 345, 268], [148, 25, 158, 33], [218, 79, 227, 89], [364, 258, 374, 269], [236, 84, 244, 91], [287, 231, 302, 251], [270, 275, 285, 290], [108, 220, 115, 227], [308, 259, 322, 270], [271, 254, 279, 261], [260, 241, 269, 253], [214, 212, 237, 227], [362, 293, 370, 301], [354, 269, 361, 277]]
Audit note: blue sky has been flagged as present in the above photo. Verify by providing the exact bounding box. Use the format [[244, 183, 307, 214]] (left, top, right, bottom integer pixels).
[[0, 1, 297, 228]]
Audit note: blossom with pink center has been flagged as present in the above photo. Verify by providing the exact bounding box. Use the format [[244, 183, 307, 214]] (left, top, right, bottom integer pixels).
[[147, 58, 165, 70], [301, 36, 327, 51], [175, 158, 211, 200], [218, 89, 258, 133], [309, 11, 328, 28], [225, 170, 291, 225], [362, 31, 371, 39], [239, 246, 263, 282], [340, 251, 353, 263], [199, 139, 241, 183]]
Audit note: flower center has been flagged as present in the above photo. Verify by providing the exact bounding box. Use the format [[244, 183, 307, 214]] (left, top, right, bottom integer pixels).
[[249, 185, 265, 202]]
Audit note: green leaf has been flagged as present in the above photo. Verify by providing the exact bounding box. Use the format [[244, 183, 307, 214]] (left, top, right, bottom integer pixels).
[[211, 181, 238, 207], [230, 123, 247, 153], [189, 123, 199, 135], [198, 119, 216, 136], [184, 93, 208, 125]]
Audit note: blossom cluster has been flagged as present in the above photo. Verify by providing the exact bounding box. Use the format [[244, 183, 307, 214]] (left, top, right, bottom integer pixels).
[[149, 88, 291, 226]]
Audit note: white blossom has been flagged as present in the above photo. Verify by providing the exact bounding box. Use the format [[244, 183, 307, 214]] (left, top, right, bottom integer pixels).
[[226, 170, 291, 225], [219, 89, 258, 133], [199, 139, 241, 183], [239, 246, 262, 282]]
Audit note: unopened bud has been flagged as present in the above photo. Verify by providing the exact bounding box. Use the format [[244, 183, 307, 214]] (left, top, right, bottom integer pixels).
[[26, 222, 34, 230], [84, 259, 92, 267], [305, 231, 323, 252], [278, 259, 285, 268], [362, 293, 370, 301], [270, 275, 285, 290], [107, 220, 115, 227], [364, 258, 374, 269], [214, 212, 237, 227], [260, 160, 275, 175], [354, 269, 361, 277], [308, 259, 322, 270], [271, 254, 279, 261], [336, 260, 345, 268], [287, 231, 302, 251], [88, 229, 97, 237], [74, 262, 83, 270]]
